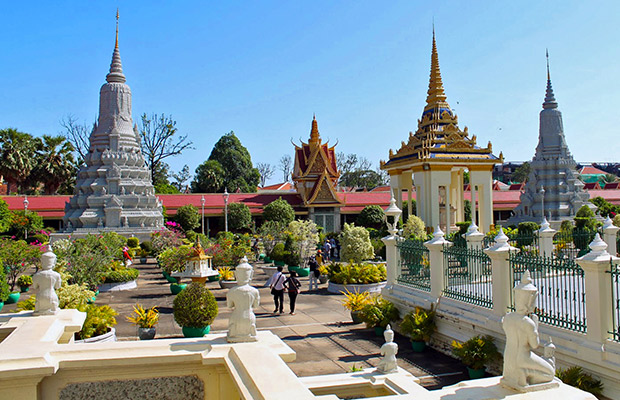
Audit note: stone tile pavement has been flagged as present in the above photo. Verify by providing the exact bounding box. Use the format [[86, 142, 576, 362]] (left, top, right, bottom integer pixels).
[[3, 259, 472, 390]]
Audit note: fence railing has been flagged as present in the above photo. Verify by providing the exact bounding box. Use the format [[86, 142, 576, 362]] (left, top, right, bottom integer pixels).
[[483, 231, 539, 254], [509, 252, 586, 333], [609, 260, 620, 342], [553, 229, 597, 260], [397, 239, 431, 292], [442, 245, 493, 308]]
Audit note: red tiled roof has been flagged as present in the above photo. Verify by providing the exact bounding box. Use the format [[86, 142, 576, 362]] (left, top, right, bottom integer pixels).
[[508, 183, 525, 191], [579, 166, 607, 175], [259, 182, 294, 191], [604, 182, 620, 190], [584, 182, 601, 190]]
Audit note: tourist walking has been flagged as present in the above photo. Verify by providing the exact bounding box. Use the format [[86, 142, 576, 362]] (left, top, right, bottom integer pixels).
[[284, 271, 302, 314], [270, 266, 286, 314], [330, 238, 337, 259], [308, 255, 319, 291], [323, 240, 331, 262]]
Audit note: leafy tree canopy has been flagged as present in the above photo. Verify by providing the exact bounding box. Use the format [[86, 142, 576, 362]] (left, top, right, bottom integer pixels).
[[512, 162, 531, 183], [228, 202, 252, 232], [357, 205, 385, 230], [207, 131, 260, 193], [191, 160, 225, 193], [175, 204, 200, 232], [263, 197, 295, 225]]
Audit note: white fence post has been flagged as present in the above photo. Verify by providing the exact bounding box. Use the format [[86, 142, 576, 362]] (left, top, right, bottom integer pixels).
[[383, 235, 400, 287], [484, 227, 517, 317], [577, 234, 619, 344], [603, 216, 620, 257], [465, 222, 485, 250], [424, 226, 451, 299], [538, 217, 556, 258]]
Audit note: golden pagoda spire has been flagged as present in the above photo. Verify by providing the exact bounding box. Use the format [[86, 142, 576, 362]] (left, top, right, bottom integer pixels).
[[115, 8, 119, 49], [309, 114, 320, 144], [424, 28, 449, 111]]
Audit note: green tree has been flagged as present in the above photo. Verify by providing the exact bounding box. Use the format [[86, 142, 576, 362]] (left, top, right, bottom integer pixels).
[[191, 160, 224, 193], [339, 223, 374, 263], [512, 162, 531, 183], [207, 131, 260, 193], [155, 183, 181, 194], [403, 215, 426, 240], [171, 165, 192, 192], [140, 113, 194, 186], [7, 210, 44, 239], [0, 239, 41, 291], [228, 202, 252, 232], [0, 128, 38, 193], [357, 205, 385, 230], [590, 196, 620, 218], [263, 198, 295, 225], [401, 200, 417, 222], [175, 204, 200, 232], [0, 260, 9, 302], [0, 199, 11, 234], [574, 205, 598, 230], [32, 135, 77, 195]]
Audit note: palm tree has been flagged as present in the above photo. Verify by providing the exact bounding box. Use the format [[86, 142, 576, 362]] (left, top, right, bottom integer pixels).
[[0, 128, 38, 193], [33, 135, 77, 195]]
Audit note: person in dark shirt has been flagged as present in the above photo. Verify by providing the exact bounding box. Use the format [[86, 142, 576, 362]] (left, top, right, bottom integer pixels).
[[284, 271, 302, 315]]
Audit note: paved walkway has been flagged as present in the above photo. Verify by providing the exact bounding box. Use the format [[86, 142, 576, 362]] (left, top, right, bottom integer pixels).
[[4, 259, 471, 390]]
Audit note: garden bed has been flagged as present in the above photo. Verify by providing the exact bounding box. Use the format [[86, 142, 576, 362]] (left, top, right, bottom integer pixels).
[[326, 281, 387, 294]]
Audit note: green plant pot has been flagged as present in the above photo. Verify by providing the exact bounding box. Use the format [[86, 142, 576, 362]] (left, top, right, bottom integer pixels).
[[374, 326, 385, 336], [259, 253, 266, 260], [466, 367, 485, 379], [87, 296, 96, 304], [170, 283, 187, 295], [411, 340, 426, 352], [163, 271, 179, 284], [296, 267, 310, 277], [0, 301, 4, 312], [207, 274, 220, 282], [350, 310, 363, 324], [20, 286, 30, 293], [94, 290, 100, 297], [182, 325, 211, 338], [264, 257, 272, 263], [288, 265, 300, 273], [274, 260, 285, 266], [6, 292, 20, 304]]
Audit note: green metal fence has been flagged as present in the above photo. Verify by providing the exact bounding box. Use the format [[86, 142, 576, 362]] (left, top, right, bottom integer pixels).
[[553, 229, 596, 260], [397, 239, 431, 292], [483, 231, 539, 254], [609, 260, 620, 342], [509, 252, 586, 333], [442, 245, 492, 308]]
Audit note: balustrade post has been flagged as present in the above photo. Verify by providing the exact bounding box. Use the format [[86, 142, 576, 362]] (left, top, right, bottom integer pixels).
[[383, 235, 400, 286], [484, 227, 517, 317], [603, 216, 620, 257], [577, 234, 619, 344], [538, 217, 556, 258], [424, 226, 451, 299], [465, 222, 485, 250]]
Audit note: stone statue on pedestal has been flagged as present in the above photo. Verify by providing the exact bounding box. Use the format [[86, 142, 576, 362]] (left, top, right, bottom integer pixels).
[[376, 324, 398, 374], [32, 246, 62, 316], [501, 270, 558, 391], [227, 257, 260, 343]]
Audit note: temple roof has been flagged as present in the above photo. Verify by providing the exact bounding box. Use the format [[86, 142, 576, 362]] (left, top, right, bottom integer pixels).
[[382, 30, 500, 170], [292, 116, 339, 180], [106, 12, 126, 84]]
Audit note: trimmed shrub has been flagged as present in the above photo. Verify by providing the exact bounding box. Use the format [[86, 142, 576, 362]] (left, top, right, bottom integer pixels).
[[127, 237, 140, 248], [0, 261, 9, 302], [403, 215, 426, 240], [100, 268, 139, 283], [263, 197, 295, 225], [175, 204, 200, 232], [228, 202, 252, 232], [339, 223, 374, 263], [140, 240, 153, 255], [357, 205, 385, 230], [173, 282, 219, 328]]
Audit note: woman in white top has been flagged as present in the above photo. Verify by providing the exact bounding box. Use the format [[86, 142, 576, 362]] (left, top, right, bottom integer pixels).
[[270, 266, 286, 313]]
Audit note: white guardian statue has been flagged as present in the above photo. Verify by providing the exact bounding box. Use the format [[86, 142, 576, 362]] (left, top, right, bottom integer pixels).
[[227, 257, 260, 343]]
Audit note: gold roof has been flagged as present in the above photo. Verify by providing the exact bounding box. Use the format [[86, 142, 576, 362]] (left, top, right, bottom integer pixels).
[[188, 239, 209, 261], [381, 30, 499, 170]]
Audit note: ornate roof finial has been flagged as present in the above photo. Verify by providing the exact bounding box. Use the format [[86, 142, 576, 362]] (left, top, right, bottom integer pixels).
[[106, 9, 126, 84], [543, 49, 557, 110], [309, 114, 320, 144], [424, 27, 448, 111]]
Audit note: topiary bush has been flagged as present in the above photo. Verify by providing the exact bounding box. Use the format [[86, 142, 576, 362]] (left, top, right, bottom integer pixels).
[[263, 197, 295, 225], [326, 262, 386, 285], [0, 261, 9, 302], [357, 205, 385, 230], [269, 242, 286, 263], [403, 215, 426, 240], [339, 223, 374, 263], [140, 240, 153, 255], [127, 237, 140, 248], [175, 204, 200, 232], [173, 282, 219, 328], [228, 202, 252, 232]]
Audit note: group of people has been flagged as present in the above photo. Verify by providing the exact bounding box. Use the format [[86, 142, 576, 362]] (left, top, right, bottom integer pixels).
[[269, 266, 302, 314], [320, 238, 339, 262]]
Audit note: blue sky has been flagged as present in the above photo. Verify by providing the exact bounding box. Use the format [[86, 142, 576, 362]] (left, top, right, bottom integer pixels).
[[3, 1, 619, 185]]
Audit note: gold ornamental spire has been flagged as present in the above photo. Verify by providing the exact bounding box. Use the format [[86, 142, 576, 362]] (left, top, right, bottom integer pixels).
[[115, 8, 119, 49], [424, 28, 449, 111], [309, 114, 320, 144]]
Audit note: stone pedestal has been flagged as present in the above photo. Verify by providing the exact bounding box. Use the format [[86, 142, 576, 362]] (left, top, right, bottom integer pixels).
[[424, 226, 451, 299]]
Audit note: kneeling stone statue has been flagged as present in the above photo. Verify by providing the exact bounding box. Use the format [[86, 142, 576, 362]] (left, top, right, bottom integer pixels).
[[501, 270, 558, 392], [32, 246, 62, 316], [376, 325, 398, 374], [227, 257, 260, 343]]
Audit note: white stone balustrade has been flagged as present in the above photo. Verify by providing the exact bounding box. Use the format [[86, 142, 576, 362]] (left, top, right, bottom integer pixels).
[[538, 217, 556, 258], [484, 227, 518, 317], [424, 225, 451, 299], [465, 222, 484, 251], [602, 216, 620, 256]]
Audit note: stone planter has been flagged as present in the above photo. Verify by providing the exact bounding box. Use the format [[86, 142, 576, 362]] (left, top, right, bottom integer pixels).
[[350, 310, 363, 324], [261, 265, 278, 278], [326, 281, 387, 294], [138, 327, 156, 340], [182, 326, 211, 338], [318, 275, 328, 284], [219, 280, 237, 289], [98, 279, 137, 292], [75, 328, 117, 344], [6, 292, 20, 304]]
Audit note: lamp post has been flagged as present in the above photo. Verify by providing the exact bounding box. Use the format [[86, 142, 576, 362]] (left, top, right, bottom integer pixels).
[[383, 194, 402, 237], [201, 195, 206, 235], [23, 196, 29, 240], [540, 185, 545, 222], [223, 188, 229, 233]]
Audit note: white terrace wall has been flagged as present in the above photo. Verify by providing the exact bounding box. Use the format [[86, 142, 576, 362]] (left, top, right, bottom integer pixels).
[[383, 225, 620, 400]]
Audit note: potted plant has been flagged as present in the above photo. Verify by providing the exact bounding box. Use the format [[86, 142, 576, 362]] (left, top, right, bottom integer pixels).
[[218, 266, 237, 289], [127, 304, 159, 340], [341, 289, 371, 324], [400, 305, 436, 352], [452, 335, 501, 379], [75, 304, 118, 343], [173, 282, 219, 337], [17, 275, 33, 293], [318, 265, 329, 284], [157, 246, 191, 288], [359, 295, 399, 335], [0, 262, 9, 312], [270, 243, 286, 266]]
